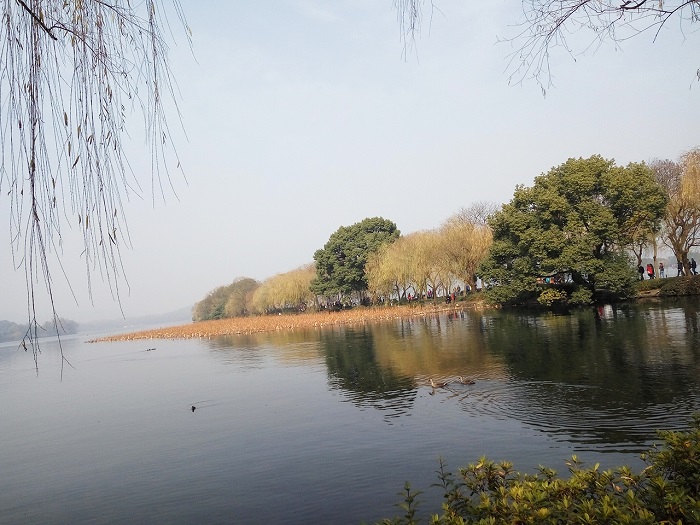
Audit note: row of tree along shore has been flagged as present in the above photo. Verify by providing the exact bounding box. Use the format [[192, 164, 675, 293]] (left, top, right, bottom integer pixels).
[[191, 152, 700, 321], [94, 272, 700, 342]]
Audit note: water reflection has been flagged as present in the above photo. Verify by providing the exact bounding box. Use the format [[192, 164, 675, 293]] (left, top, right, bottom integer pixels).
[[3, 302, 700, 524], [202, 330, 325, 369], [467, 302, 698, 450], [320, 327, 417, 422], [182, 301, 700, 453], [312, 301, 700, 453]]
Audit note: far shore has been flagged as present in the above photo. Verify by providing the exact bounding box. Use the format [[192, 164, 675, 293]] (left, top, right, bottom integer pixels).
[[89, 300, 487, 342], [89, 275, 696, 343]]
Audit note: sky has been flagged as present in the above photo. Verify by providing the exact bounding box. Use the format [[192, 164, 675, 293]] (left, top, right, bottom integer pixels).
[[1, 0, 699, 323]]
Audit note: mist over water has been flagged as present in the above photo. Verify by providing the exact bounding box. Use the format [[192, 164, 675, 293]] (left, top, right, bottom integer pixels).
[[1, 300, 699, 524]]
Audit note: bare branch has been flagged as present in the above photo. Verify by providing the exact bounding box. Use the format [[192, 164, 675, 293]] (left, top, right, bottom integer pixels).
[[507, 0, 700, 92]]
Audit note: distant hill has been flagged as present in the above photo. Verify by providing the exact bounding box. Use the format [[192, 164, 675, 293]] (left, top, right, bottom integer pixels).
[[0, 320, 25, 343], [0, 306, 192, 343], [0, 318, 79, 343], [78, 305, 193, 337]]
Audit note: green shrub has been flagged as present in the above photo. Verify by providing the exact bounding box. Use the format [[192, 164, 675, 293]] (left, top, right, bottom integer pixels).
[[635, 278, 666, 292], [657, 275, 700, 297], [569, 287, 593, 306], [537, 288, 568, 307], [377, 415, 700, 525]]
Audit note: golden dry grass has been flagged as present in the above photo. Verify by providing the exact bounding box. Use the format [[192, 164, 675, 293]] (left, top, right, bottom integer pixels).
[[89, 301, 487, 342]]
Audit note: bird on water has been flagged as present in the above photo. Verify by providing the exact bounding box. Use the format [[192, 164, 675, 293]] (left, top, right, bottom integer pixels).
[[430, 378, 451, 388], [457, 376, 475, 385]]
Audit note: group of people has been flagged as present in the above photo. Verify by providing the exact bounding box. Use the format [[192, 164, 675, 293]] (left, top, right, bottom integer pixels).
[[639, 259, 698, 280]]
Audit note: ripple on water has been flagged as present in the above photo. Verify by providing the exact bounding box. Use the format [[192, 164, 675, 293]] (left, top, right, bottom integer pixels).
[[444, 378, 700, 454]]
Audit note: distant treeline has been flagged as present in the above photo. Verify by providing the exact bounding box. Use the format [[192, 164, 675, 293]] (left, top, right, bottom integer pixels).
[[0, 318, 79, 343], [192, 266, 316, 322], [192, 215, 491, 322], [194, 151, 700, 319]]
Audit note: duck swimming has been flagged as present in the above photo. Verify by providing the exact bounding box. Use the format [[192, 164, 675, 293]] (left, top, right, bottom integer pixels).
[[430, 378, 452, 388], [457, 376, 475, 385]]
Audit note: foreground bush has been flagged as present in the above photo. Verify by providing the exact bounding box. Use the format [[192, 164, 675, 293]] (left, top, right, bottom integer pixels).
[[378, 415, 700, 524]]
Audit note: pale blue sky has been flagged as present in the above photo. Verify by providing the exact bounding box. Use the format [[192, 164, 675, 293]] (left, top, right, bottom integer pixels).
[[1, 0, 698, 323]]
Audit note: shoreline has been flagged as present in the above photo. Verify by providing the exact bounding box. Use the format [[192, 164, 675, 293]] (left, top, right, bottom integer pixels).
[[89, 276, 696, 343], [89, 300, 487, 342]]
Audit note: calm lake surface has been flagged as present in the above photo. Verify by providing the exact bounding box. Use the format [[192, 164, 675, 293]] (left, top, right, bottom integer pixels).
[[2, 299, 700, 524]]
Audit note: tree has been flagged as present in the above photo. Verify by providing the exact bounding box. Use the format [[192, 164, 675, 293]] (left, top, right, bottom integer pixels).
[[480, 155, 668, 307], [251, 265, 316, 314], [366, 235, 418, 302], [439, 214, 493, 291], [651, 149, 700, 275], [410, 230, 444, 299], [456, 201, 499, 227], [223, 278, 259, 318], [1, 1, 188, 361], [192, 278, 259, 321], [312, 217, 400, 302]]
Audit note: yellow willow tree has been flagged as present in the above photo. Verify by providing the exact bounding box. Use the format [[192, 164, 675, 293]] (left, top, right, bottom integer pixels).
[[251, 265, 316, 314], [411, 230, 445, 299], [1, 1, 188, 361], [438, 215, 493, 292], [365, 236, 415, 302], [652, 149, 700, 275]]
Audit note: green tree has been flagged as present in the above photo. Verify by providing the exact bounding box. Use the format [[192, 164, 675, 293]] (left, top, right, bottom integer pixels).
[[480, 155, 667, 307], [312, 217, 400, 302]]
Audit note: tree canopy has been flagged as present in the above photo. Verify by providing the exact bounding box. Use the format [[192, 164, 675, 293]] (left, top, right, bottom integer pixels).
[[365, 217, 493, 303], [651, 149, 700, 275], [251, 265, 316, 314], [312, 217, 400, 300], [192, 278, 259, 321], [480, 155, 668, 307]]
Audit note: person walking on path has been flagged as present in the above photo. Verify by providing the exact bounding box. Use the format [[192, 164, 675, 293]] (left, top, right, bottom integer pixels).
[[647, 263, 655, 280], [659, 262, 665, 278], [693, 258, 698, 275], [678, 260, 684, 277]]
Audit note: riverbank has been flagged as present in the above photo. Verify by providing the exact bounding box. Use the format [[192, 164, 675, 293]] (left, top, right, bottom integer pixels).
[[90, 275, 700, 343], [89, 299, 487, 342]]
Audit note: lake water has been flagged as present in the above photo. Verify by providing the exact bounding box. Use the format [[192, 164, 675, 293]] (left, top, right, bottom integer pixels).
[[1, 300, 699, 524]]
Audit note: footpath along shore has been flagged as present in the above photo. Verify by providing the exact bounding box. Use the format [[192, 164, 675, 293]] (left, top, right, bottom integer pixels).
[[89, 301, 487, 342]]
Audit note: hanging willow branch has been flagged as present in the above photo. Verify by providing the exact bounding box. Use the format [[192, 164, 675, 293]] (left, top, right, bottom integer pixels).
[[0, 0, 189, 370], [506, 0, 700, 92], [393, 1, 700, 92]]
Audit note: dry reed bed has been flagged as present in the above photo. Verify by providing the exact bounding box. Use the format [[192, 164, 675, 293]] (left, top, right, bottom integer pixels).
[[90, 303, 482, 342]]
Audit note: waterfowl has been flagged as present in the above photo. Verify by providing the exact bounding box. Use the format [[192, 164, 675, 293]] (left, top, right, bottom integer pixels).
[[430, 378, 451, 388], [191, 406, 196, 412], [457, 376, 475, 385]]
